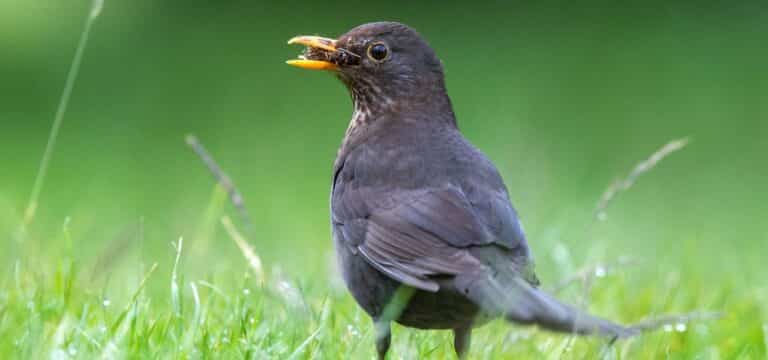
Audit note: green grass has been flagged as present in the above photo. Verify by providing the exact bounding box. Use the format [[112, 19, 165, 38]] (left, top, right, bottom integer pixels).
[[1, 231, 765, 359], [3, 142, 764, 359], [1, 174, 765, 359], [1, 131, 765, 358]]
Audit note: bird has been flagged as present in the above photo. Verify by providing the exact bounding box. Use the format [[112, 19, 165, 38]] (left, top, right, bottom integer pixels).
[[287, 22, 637, 359]]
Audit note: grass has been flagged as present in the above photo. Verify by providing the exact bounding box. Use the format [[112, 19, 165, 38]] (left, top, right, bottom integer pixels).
[[1, 136, 764, 359], [2, 2, 766, 359], [1, 232, 765, 359], [17, 0, 102, 242]]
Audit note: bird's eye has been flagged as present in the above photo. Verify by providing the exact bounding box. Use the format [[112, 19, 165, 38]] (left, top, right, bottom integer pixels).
[[367, 43, 389, 61]]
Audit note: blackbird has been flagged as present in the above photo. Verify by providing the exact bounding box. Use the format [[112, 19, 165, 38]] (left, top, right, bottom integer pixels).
[[287, 22, 636, 359]]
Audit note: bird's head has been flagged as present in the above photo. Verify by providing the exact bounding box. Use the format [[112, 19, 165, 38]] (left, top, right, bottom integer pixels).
[[288, 22, 452, 117]]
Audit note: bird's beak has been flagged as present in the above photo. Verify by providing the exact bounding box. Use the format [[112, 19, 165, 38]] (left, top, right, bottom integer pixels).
[[286, 35, 339, 71]]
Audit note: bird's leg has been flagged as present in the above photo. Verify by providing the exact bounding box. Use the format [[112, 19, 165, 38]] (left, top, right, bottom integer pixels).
[[374, 320, 391, 360], [453, 326, 472, 359]]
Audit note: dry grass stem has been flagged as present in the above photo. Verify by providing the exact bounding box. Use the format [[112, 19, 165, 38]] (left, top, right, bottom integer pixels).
[[550, 256, 639, 294], [221, 215, 265, 285], [630, 311, 722, 332], [89, 225, 137, 281], [186, 134, 253, 233], [595, 137, 690, 220]]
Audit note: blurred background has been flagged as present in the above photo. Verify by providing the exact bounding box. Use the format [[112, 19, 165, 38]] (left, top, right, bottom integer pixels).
[[1, 0, 766, 302]]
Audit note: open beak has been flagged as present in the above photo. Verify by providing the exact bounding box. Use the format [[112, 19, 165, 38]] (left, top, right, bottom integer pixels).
[[286, 35, 339, 71]]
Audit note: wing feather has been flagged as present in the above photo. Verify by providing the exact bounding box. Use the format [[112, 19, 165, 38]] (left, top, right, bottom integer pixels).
[[346, 187, 502, 291]]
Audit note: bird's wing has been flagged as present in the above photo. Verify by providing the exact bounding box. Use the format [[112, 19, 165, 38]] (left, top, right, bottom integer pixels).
[[334, 185, 530, 292], [334, 183, 636, 337]]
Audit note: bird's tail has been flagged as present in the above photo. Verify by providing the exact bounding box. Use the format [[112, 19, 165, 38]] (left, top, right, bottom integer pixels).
[[457, 273, 637, 338]]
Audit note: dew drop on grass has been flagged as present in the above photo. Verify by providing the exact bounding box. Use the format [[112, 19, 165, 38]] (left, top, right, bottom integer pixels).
[[675, 323, 687, 332], [347, 324, 360, 337], [243, 288, 251, 296], [102, 298, 111, 307], [594, 266, 607, 278], [275, 280, 303, 308], [67, 344, 78, 356]]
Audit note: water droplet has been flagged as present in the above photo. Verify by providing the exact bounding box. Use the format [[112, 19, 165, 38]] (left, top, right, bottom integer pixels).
[[347, 324, 360, 337], [675, 323, 687, 332], [102, 299, 111, 307], [243, 288, 251, 295], [275, 280, 304, 308], [67, 345, 78, 356], [594, 266, 606, 278]]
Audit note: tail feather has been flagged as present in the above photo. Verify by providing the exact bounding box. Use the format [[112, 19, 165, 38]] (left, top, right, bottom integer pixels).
[[457, 274, 637, 338]]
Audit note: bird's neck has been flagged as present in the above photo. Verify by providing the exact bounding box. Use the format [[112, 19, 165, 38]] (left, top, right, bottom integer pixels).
[[336, 84, 456, 171], [346, 83, 457, 134]]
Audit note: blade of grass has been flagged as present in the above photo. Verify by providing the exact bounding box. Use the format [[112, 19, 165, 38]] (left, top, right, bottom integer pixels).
[[630, 311, 722, 332], [287, 327, 322, 360], [380, 285, 416, 323], [102, 262, 157, 359], [182, 281, 202, 351], [171, 237, 183, 318], [186, 135, 253, 233], [109, 263, 158, 335], [762, 323, 768, 357], [309, 298, 333, 358], [18, 0, 104, 241], [221, 216, 264, 285], [196, 280, 230, 304], [550, 257, 640, 294], [192, 184, 228, 254], [595, 137, 690, 221]]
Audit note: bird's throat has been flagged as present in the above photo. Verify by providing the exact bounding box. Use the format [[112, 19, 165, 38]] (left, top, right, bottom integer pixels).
[[345, 84, 456, 133], [341, 79, 396, 136]]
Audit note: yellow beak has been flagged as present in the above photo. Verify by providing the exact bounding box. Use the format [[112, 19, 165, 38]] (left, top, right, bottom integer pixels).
[[286, 35, 339, 71]]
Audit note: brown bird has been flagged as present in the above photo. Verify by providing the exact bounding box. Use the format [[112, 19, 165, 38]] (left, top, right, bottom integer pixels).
[[287, 22, 636, 359]]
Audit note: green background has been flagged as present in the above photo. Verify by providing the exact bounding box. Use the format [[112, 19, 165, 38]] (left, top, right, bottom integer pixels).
[[1, 0, 766, 356]]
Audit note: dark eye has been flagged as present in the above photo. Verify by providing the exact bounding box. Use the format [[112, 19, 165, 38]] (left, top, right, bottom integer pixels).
[[367, 43, 389, 61]]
